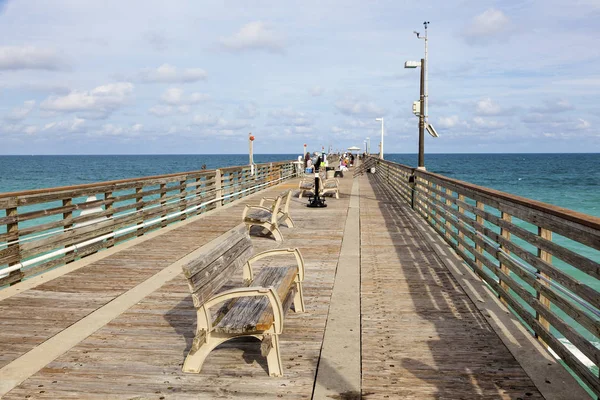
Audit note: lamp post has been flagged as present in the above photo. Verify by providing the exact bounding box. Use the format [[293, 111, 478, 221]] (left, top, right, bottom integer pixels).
[[405, 21, 435, 170], [366, 137, 370, 154], [375, 118, 384, 160], [249, 132, 255, 175]]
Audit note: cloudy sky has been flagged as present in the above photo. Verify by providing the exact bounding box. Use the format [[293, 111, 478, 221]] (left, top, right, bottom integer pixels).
[[1, 0, 599, 155]]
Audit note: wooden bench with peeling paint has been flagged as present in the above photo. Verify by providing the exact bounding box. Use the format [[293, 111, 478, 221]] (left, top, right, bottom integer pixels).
[[180, 224, 306, 377], [242, 190, 293, 241]]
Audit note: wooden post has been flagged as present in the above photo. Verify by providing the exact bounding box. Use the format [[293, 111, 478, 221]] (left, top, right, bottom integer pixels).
[[445, 189, 453, 242], [536, 227, 552, 346], [499, 212, 512, 305], [160, 184, 167, 228], [195, 177, 202, 217], [136, 187, 143, 237], [458, 194, 465, 252], [215, 169, 222, 208], [475, 201, 484, 269], [6, 207, 22, 285], [63, 198, 74, 264], [409, 174, 416, 210], [105, 191, 114, 248], [180, 179, 187, 221]]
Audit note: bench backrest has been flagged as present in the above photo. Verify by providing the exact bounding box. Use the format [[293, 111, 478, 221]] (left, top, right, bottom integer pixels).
[[279, 190, 292, 214], [181, 224, 253, 308]]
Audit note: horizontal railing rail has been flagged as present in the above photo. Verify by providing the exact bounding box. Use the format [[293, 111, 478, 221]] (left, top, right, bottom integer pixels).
[[0, 160, 296, 287], [369, 156, 600, 398]]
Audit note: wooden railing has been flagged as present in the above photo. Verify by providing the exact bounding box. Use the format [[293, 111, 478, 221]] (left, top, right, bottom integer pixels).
[[368, 157, 600, 397], [0, 161, 296, 287]]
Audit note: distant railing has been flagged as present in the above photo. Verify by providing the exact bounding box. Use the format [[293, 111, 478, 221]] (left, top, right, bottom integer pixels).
[[0, 161, 296, 287], [366, 156, 600, 397]]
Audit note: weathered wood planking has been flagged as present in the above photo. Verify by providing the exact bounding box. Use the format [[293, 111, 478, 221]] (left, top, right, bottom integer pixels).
[[360, 172, 544, 399], [2, 178, 350, 399]]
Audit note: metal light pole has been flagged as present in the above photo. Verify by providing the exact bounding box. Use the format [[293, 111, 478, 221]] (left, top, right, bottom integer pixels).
[[406, 21, 432, 170], [375, 118, 384, 159], [419, 21, 429, 127], [366, 137, 370, 154], [418, 59, 425, 169]]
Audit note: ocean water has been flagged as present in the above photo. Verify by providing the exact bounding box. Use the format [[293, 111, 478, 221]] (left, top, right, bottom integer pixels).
[[0, 154, 297, 193], [384, 153, 600, 218]]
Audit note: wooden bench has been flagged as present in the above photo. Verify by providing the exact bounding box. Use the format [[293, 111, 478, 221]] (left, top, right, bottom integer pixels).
[[242, 190, 293, 241], [259, 190, 294, 229], [181, 224, 306, 377], [298, 177, 316, 198], [321, 178, 340, 199]]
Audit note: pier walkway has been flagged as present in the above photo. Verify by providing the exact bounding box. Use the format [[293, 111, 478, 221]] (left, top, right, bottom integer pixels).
[[0, 171, 583, 399]]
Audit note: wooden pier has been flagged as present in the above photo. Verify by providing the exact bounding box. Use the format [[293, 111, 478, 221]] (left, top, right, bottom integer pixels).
[[0, 161, 597, 399]]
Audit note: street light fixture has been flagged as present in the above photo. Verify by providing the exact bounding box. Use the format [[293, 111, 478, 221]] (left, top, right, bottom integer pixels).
[[375, 118, 384, 160]]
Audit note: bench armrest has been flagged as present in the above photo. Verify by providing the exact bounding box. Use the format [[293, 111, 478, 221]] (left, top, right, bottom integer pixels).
[[201, 286, 284, 334], [245, 248, 305, 283]]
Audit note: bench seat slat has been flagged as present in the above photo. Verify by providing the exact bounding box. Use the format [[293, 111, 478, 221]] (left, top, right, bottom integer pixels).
[[245, 209, 272, 222], [213, 266, 297, 334]]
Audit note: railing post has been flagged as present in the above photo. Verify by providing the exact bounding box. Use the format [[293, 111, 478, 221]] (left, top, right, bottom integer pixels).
[[445, 189, 453, 242], [180, 179, 187, 221], [409, 174, 416, 210], [499, 212, 512, 304], [475, 201, 484, 269], [6, 206, 22, 285], [458, 194, 465, 252], [195, 177, 202, 216], [536, 227, 552, 346], [136, 186, 143, 236], [105, 191, 114, 248], [63, 198, 74, 263], [215, 169, 222, 208]]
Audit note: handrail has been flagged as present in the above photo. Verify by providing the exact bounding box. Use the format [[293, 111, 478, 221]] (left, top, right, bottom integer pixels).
[[0, 160, 297, 287], [366, 156, 600, 398]]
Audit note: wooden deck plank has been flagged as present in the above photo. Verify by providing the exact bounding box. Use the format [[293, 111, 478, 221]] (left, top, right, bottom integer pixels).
[[359, 172, 544, 400]]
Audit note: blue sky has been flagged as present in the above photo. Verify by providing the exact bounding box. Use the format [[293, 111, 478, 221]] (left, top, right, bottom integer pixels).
[[1, 0, 599, 154]]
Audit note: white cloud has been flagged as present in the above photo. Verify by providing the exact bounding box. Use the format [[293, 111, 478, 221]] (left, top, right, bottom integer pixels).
[[191, 114, 252, 135], [473, 117, 505, 129], [463, 9, 511, 44], [0, 46, 64, 70], [5, 100, 36, 121], [40, 82, 134, 118], [335, 98, 386, 117], [438, 115, 466, 129], [475, 97, 503, 116], [531, 99, 574, 114], [93, 123, 143, 137], [268, 108, 314, 127], [219, 21, 284, 53], [310, 86, 325, 96], [161, 87, 209, 105], [138, 64, 207, 84], [43, 117, 85, 133], [575, 118, 591, 130], [149, 104, 190, 117]]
